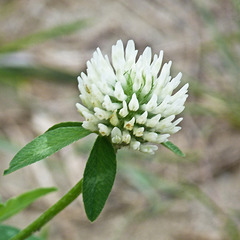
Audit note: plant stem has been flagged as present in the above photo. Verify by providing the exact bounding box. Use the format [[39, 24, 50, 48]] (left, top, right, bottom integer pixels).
[[11, 178, 83, 240]]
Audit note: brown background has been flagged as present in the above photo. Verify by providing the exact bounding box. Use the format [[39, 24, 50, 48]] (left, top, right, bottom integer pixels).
[[0, 0, 240, 239]]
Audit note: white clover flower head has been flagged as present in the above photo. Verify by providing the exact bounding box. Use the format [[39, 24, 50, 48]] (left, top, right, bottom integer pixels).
[[76, 40, 188, 154]]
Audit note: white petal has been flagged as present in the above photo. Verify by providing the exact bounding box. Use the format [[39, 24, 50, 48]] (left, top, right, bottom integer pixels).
[[97, 79, 114, 96], [82, 121, 98, 131], [142, 46, 152, 66], [119, 100, 129, 117], [140, 144, 158, 154], [153, 61, 172, 95], [125, 40, 135, 60], [152, 95, 171, 114], [95, 49, 116, 86], [86, 61, 97, 84], [141, 68, 153, 96], [102, 95, 121, 111], [158, 73, 182, 99], [112, 40, 125, 72], [98, 123, 111, 136], [128, 93, 139, 111], [76, 103, 91, 114], [91, 84, 104, 102], [124, 117, 135, 130], [164, 126, 181, 134], [171, 126, 181, 134], [94, 107, 111, 120], [156, 115, 175, 131], [77, 76, 87, 95], [89, 98, 101, 108], [142, 132, 158, 142], [136, 111, 148, 124], [116, 71, 127, 87], [82, 111, 98, 122], [145, 114, 161, 128], [80, 94, 92, 108], [150, 50, 163, 78], [122, 130, 131, 144], [111, 127, 122, 144], [133, 127, 144, 137], [133, 78, 141, 92], [130, 139, 141, 150], [114, 81, 127, 101], [156, 134, 170, 143], [145, 94, 158, 112], [173, 117, 183, 126], [125, 40, 138, 70], [109, 110, 120, 126], [171, 83, 189, 102], [132, 70, 142, 92], [158, 118, 183, 134], [170, 72, 182, 90]]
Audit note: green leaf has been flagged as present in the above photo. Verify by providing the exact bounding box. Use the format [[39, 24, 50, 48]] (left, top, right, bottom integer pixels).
[[4, 122, 91, 175], [0, 224, 42, 240], [0, 187, 57, 222], [83, 136, 116, 222], [161, 141, 185, 157]]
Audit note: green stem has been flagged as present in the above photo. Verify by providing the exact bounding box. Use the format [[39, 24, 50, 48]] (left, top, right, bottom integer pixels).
[[11, 178, 83, 240]]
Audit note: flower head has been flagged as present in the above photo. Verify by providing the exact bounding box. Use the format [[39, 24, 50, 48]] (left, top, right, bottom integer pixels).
[[76, 40, 188, 154]]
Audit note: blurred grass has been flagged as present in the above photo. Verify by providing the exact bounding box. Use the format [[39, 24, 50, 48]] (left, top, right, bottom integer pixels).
[[193, 1, 240, 76], [119, 158, 240, 240], [189, 1, 240, 129], [0, 0, 240, 239], [0, 19, 89, 54], [0, 19, 88, 85], [0, 137, 20, 154]]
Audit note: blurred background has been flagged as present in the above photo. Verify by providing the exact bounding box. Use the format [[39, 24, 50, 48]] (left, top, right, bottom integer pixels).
[[0, 0, 240, 239]]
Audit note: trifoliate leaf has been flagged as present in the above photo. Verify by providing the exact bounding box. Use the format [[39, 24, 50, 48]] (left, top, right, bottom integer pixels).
[[83, 136, 116, 222], [4, 122, 91, 175]]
